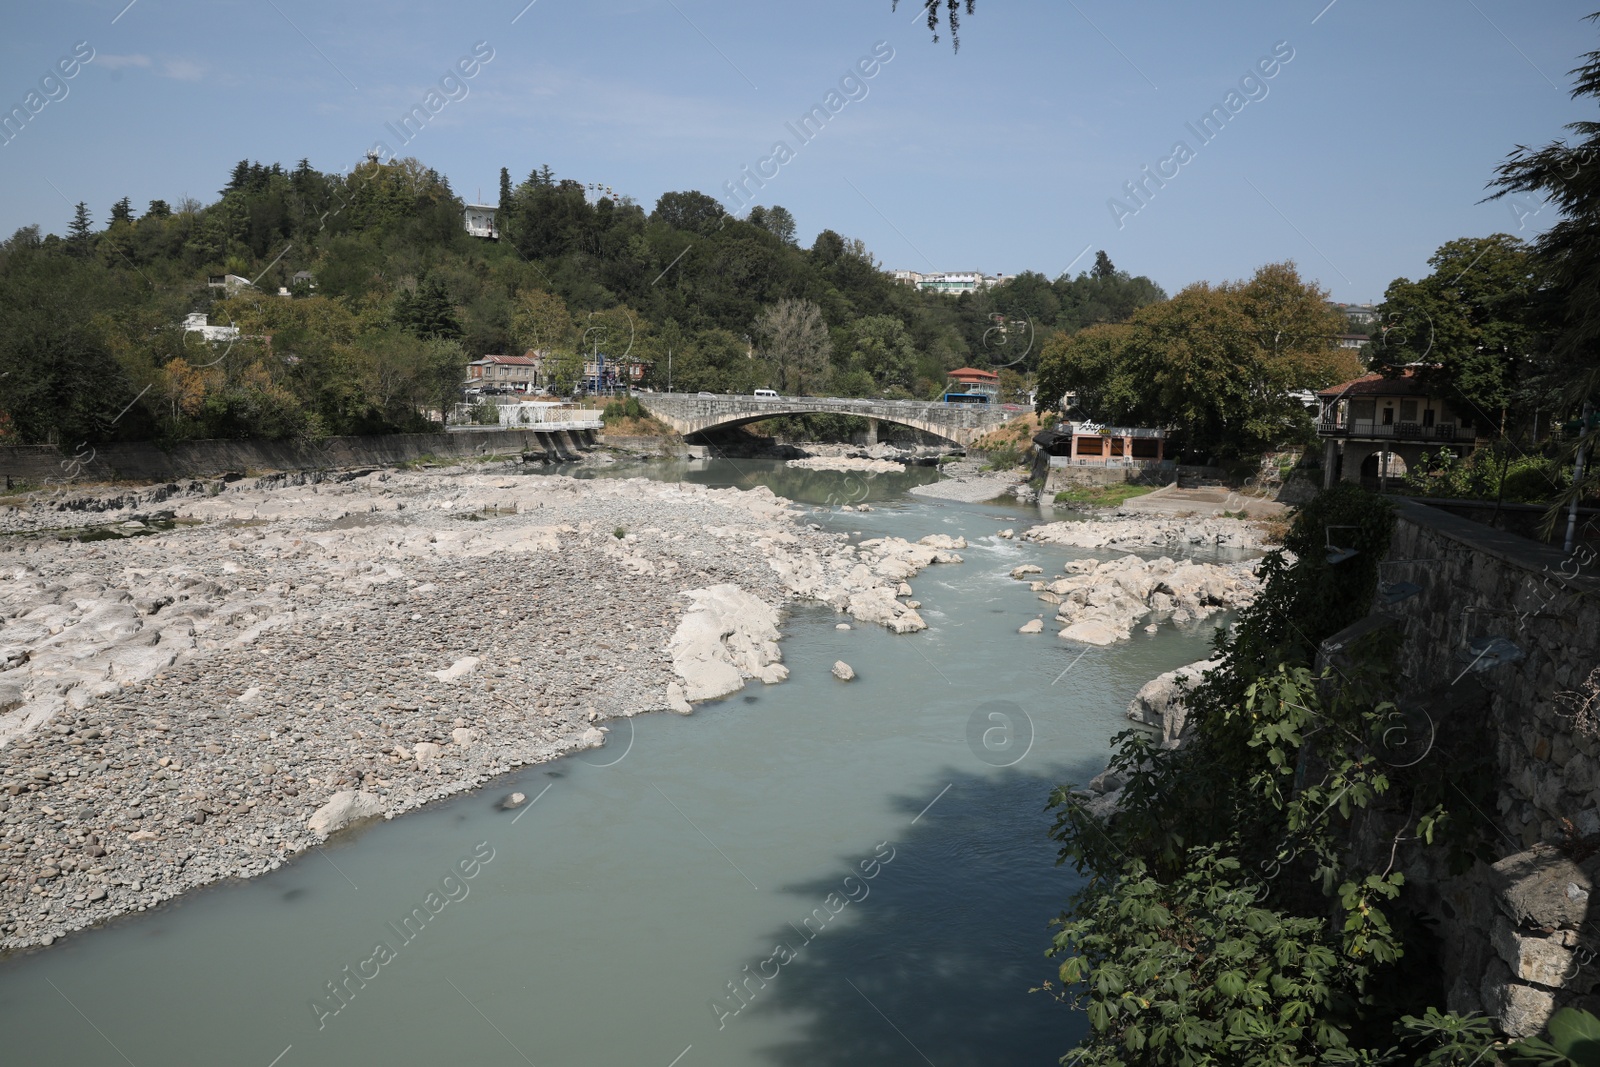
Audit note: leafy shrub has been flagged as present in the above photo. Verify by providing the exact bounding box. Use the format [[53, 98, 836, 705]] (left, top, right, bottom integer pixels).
[[1404, 444, 1569, 504], [1042, 485, 1510, 1064], [601, 397, 644, 421]]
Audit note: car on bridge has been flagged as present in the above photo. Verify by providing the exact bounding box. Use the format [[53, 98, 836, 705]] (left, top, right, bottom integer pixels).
[[753, 389, 779, 399]]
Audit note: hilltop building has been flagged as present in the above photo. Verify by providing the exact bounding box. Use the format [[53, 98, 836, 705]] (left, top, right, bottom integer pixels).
[[892, 270, 1015, 295], [1328, 301, 1380, 326], [463, 204, 499, 239], [181, 312, 239, 344]]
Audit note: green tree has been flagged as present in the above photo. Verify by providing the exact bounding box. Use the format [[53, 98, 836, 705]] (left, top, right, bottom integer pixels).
[[1374, 235, 1544, 433], [651, 190, 725, 235], [1489, 13, 1600, 389], [66, 202, 93, 258], [0, 247, 132, 444], [1035, 263, 1354, 458], [840, 314, 918, 391], [395, 278, 463, 341], [894, 0, 976, 48], [510, 288, 574, 354], [755, 298, 831, 394]]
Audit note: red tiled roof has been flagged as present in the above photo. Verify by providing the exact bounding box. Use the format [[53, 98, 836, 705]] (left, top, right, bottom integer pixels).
[[947, 367, 999, 381], [478, 354, 539, 366], [1316, 370, 1433, 399]]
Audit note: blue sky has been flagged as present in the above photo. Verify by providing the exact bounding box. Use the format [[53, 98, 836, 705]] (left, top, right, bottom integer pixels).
[[0, 0, 1591, 302]]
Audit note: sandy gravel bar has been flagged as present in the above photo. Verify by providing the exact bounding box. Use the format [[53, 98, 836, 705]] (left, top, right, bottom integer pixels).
[[0, 466, 855, 952]]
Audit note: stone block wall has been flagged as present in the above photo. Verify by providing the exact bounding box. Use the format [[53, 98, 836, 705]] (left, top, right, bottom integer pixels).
[[1372, 500, 1600, 1035], [0, 429, 587, 486]]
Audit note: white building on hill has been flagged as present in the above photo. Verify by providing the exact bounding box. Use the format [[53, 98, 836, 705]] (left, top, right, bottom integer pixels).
[[891, 270, 1014, 295]]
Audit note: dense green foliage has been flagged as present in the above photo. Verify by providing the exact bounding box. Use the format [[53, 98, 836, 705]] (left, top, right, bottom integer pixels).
[[1487, 13, 1600, 520], [1403, 442, 1572, 504], [1033, 262, 1357, 460], [0, 154, 1163, 446], [1374, 235, 1553, 433], [1044, 486, 1509, 1065]]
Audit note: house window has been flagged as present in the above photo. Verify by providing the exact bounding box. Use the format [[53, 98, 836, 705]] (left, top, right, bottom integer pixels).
[[1382, 406, 1394, 426], [1352, 399, 1375, 422], [1400, 400, 1417, 422], [1423, 408, 1435, 428]]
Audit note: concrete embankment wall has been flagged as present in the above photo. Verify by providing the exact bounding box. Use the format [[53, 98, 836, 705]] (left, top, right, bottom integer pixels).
[[1353, 501, 1600, 1034], [0, 429, 608, 485]]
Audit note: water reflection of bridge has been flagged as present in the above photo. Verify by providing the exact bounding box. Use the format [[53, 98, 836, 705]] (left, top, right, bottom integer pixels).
[[635, 392, 1022, 447]]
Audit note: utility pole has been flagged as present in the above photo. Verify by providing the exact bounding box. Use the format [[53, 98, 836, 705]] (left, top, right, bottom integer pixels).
[[667, 347, 673, 393]]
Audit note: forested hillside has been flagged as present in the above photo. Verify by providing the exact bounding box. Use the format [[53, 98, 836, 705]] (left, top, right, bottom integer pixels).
[[0, 155, 1164, 446]]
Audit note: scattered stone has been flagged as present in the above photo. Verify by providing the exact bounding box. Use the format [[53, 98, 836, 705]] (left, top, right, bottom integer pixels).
[[500, 792, 528, 810], [431, 657, 481, 683], [1018, 619, 1044, 634], [832, 661, 856, 681]]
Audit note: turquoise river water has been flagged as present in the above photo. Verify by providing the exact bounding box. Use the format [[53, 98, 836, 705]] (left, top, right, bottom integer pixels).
[[0, 459, 1233, 1066]]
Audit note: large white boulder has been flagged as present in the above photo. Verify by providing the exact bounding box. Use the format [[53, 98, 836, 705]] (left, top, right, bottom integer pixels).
[[307, 790, 386, 837], [1126, 657, 1221, 747], [669, 584, 786, 703]]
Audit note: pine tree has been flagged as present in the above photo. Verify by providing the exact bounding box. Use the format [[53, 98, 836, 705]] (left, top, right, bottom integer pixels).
[[498, 167, 512, 213], [66, 201, 93, 257], [1092, 250, 1116, 280], [146, 199, 172, 219], [396, 279, 462, 341], [224, 159, 251, 194], [110, 197, 134, 224]]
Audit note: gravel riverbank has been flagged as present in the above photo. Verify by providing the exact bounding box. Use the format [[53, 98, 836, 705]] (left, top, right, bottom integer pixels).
[[907, 458, 1027, 503], [0, 464, 960, 953]]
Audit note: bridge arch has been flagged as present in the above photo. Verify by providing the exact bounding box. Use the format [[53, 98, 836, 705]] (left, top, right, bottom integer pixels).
[[633, 393, 1018, 448]]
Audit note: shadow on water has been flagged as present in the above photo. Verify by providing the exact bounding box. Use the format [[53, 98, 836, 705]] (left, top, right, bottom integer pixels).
[[740, 764, 1100, 1067]]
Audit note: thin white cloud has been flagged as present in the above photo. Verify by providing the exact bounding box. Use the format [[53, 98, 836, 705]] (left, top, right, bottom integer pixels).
[[162, 59, 206, 81], [97, 54, 152, 70]]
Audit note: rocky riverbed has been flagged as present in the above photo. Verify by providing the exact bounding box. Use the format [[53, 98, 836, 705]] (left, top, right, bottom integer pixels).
[[1024, 511, 1269, 551], [907, 458, 1028, 504], [1011, 554, 1260, 646], [0, 465, 963, 952], [786, 456, 906, 474]]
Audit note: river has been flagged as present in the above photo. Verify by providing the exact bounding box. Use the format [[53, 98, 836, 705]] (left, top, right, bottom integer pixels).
[[0, 459, 1228, 1066]]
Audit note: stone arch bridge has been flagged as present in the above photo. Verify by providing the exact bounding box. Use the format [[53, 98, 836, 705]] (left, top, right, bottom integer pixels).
[[634, 392, 1022, 447]]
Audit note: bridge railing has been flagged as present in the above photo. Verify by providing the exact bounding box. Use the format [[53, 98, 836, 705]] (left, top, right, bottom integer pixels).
[[641, 392, 1021, 421]]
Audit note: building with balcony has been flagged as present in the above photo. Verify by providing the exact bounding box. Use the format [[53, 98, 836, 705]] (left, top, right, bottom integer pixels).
[[1316, 370, 1482, 489]]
